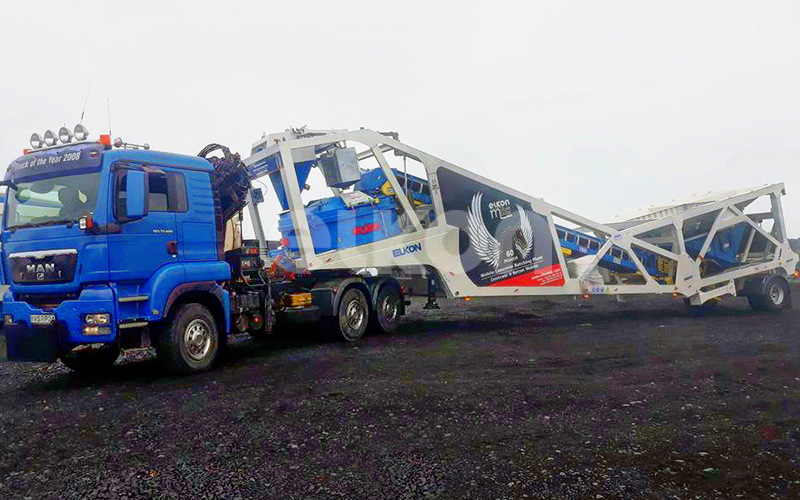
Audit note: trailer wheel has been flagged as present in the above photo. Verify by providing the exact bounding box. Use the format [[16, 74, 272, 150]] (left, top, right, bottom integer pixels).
[[337, 288, 370, 342], [157, 303, 219, 373], [59, 345, 119, 374], [748, 276, 790, 311], [370, 285, 401, 334]]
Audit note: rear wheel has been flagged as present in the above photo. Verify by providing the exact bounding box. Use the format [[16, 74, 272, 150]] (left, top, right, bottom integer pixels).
[[748, 276, 790, 311], [156, 303, 219, 373], [337, 288, 369, 342], [60, 345, 119, 374], [370, 285, 402, 333]]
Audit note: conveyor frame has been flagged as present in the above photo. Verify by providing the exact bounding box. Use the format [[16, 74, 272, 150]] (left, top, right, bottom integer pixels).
[[243, 128, 797, 305]]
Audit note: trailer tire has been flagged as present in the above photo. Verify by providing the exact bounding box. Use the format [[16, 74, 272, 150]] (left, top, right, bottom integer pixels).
[[370, 284, 401, 334], [748, 276, 790, 311], [59, 345, 119, 374], [156, 303, 219, 373], [337, 288, 370, 342]]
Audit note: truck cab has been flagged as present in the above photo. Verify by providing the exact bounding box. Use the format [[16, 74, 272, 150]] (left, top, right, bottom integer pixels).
[[2, 134, 232, 372]]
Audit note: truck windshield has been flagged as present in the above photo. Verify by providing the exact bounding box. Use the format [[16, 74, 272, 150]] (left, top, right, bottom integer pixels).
[[5, 172, 99, 229]]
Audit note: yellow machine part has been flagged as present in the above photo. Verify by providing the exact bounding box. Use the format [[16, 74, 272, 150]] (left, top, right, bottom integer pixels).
[[380, 181, 396, 196], [381, 180, 425, 207]]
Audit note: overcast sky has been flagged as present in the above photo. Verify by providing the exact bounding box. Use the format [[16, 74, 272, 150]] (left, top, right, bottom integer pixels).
[[1, 0, 799, 238]]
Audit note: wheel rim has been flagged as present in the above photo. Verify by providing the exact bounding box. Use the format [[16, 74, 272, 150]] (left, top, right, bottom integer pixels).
[[184, 318, 212, 361], [345, 299, 366, 331], [769, 283, 785, 305], [381, 295, 398, 323]]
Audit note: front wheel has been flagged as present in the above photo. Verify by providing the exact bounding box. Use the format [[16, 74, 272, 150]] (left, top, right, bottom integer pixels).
[[60, 345, 119, 374], [156, 303, 219, 373], [337, 288, 370, 342]]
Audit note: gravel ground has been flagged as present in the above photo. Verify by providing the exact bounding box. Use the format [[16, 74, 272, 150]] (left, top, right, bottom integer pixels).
[[1, 289, 800, 499]]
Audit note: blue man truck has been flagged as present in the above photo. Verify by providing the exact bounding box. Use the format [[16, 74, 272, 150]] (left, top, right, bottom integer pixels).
[[2, 125, 795, 374], [1, 130, 387, 373]]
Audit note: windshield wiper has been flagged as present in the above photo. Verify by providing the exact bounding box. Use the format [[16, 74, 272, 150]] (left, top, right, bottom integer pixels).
[[8, 218, 77, 231]]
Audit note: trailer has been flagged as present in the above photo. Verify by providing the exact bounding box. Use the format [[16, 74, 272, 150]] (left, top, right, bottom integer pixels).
[[244, 127, 798, 319]]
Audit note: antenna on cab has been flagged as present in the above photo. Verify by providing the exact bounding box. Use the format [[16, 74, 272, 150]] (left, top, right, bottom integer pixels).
[[79, 83, 91, 125], [107, 98, 112, 136]]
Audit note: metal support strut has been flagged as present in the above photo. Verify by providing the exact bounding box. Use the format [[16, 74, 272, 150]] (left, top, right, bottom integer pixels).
[[424, 266, 440, 310]]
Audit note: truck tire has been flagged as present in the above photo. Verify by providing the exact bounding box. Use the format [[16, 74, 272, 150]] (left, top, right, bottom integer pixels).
[[370, 285, 401, 334], [156, 303, 219, 373], [59, 345, 119, 374], [748, 276, 790, 311], [337, 288, 370, 342]]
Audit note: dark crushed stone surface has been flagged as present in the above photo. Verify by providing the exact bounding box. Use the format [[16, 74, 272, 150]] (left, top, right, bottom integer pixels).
[[1, 289, 800, 499]]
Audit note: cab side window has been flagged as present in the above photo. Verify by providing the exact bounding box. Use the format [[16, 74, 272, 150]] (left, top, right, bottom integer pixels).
[[115, 170, 130, 219], [115, 167, 188, 219], [148, 172, 188, 212]]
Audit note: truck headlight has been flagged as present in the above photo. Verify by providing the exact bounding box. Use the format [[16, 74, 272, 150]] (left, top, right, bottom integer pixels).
[[4, 315, 13, 326], [83, 325, 110, 336], [84, 313, 110, 326]]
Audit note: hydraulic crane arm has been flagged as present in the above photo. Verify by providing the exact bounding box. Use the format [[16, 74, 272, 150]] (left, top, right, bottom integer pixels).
[[198, 143, 251, 222]]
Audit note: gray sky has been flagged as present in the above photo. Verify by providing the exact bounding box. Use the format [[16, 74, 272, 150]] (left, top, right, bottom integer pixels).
[[2, 0, 799, 239]]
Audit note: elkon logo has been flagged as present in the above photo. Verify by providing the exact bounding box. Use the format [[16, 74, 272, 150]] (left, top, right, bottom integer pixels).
[[466, 192, 533, 270], [488, 198, 512, 220], [392, 243, 423, 258]]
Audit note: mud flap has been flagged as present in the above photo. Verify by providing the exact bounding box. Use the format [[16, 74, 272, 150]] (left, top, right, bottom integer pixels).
[[3, 322, 65, 362]]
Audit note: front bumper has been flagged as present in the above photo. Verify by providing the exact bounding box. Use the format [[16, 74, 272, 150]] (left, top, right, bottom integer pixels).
[[3, 286, 116, 362]]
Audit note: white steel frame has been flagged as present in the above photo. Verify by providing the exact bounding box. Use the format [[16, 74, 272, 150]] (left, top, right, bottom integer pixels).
[[244, 128, 798, 304]]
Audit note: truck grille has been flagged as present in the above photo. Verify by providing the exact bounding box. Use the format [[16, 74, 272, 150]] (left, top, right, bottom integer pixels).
[[8, 249, 78, 285]]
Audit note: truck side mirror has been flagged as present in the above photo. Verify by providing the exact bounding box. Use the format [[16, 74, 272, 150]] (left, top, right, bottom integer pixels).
[[125, 170, 148, 219]]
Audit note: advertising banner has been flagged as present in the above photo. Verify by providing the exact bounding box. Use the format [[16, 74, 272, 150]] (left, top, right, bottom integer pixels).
[[437, 167, 564, 287]]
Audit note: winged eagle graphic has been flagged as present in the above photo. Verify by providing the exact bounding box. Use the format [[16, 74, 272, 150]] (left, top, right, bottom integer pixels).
[[466, 192, 534, 270]]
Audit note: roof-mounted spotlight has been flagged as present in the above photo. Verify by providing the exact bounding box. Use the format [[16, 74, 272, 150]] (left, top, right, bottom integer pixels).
[[30, 133, 44, 149], [43, 130, 58, 147], [113, 137, 151, 150], [73, 124, 89, 141], [59, 126, 73, 144]]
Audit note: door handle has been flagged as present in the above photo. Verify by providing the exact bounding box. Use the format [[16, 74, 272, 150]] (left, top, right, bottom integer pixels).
[[167, 241, 178, 255]]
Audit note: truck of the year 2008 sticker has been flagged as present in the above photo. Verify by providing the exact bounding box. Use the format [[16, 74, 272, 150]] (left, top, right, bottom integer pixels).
[[437, 167, 565, 288]]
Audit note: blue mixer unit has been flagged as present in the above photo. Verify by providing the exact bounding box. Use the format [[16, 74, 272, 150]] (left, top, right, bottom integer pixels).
[[277, 195, 401, 254]]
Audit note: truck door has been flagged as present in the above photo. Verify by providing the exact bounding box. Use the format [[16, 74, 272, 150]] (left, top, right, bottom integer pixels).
[[175, 170, 217, 262], [109, 165, 185, 283]]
